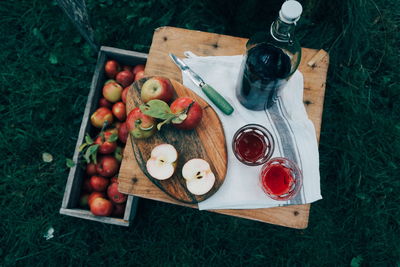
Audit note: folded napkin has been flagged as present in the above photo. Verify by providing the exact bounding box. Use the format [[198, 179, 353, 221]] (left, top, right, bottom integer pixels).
[[180, 52, 322, 210]]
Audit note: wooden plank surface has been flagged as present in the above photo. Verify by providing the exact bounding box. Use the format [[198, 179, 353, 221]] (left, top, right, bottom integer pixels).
[[124, 77, 227, 203], [118, 27, 329, 229]]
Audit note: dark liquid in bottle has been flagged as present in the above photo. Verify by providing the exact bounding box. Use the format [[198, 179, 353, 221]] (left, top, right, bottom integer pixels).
[[236, 43, 292, 110]]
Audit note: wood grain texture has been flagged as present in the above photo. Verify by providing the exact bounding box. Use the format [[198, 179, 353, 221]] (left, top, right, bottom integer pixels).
[[118, 27, 329, 229], [125, 77, 227, 203]]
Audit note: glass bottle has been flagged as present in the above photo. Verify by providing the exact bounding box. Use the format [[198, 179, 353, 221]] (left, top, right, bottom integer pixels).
[[236, 0, 303, 110]]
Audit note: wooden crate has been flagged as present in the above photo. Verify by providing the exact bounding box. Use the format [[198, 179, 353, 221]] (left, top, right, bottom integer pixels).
[[60, 46, 147, 226]]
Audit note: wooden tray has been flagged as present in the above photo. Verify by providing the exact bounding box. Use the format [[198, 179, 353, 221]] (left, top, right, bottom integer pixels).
[[60, 46, 144, 226], [126, 77, 228, 203]]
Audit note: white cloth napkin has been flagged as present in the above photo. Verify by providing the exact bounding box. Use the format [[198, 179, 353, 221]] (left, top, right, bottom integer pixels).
[[181, 52, 322, 210]]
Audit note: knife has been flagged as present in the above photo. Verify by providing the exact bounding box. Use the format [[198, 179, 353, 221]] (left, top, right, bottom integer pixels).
[[169, 53, 234, 115]]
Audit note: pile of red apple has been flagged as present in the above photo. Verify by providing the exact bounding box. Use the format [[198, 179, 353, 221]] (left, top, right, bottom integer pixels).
[[79, 59, 145, 217], [126, 76, 204, 139]]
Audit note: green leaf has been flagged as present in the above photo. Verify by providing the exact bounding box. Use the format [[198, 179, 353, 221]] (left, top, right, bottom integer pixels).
[[66, 158, 75, 168], [85, 134, 93, 145], [42, 152, 53, 163], [84, 144, 99, 163], [78, 143, 88, 152], [108, 133, 118, 142], [140, 100, 173, 120], [49, 53, 58, 64], [350, 255, 363, 267], [91, 152, 97, 164]]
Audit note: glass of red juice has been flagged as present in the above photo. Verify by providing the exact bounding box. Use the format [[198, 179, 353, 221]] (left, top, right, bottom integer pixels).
[[232, 124, 275, 166], [260, 157, 302, 201]]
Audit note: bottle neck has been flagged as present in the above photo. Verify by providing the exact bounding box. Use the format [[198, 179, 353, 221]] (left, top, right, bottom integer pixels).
[[270, 17, 296, 44]]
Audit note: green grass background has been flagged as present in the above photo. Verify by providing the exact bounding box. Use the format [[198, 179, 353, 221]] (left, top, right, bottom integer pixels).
[[1, 0, 399, 265]]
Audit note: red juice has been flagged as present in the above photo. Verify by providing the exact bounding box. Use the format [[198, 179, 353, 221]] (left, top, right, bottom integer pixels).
[[232, 124, 274, 166], [260, 157, 302, 201], [235, 131, 266, 162], [262, 165, 294, 196]]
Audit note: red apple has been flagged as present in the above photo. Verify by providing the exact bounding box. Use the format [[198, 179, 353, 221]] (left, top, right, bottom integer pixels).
[[79, 193, 90, 208], [82, 177, 93, 193], [90, 107, 114, 128], [140, 77, 174, 103], [98, 97, 113, 109], [90, 197, 113, 216], [88, 192, 106, 206], [89, 175, 110, 192], [126, 107, 157, 139], [134, 70, 145, 81], [107, 182, 127, 204], [112, 203, 126, 217], [104, 60, 121, 79], [118, 122, 129, 143], [121, 87, 129, 104], [86, 163, 97, 176], [103, 80, 123, 103], [112, 102, 126, 121], [116, 70, 134, 87], [170, 97, 203, 130], [94, 131, 118, 154], [122, 65, 132, 72], [132, 64, 145, 76], [96, 155, 120, 177]]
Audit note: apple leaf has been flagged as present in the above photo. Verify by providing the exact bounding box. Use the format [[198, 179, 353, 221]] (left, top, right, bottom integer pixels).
[[66, 158, 75, 168], [140, 100, 173, 120], [85, 134, 93, 145], [108, 133, 118, 142], [78, 143, 88, 152], [84, 144, 99, 164], [42, 152, 54, 163]]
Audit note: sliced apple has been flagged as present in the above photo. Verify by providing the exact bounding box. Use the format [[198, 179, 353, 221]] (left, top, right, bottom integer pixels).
[[146, 144, 178, 180], [182, 159, 215, 195]]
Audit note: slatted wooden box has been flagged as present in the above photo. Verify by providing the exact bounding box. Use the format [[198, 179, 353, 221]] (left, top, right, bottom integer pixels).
[[60, 46, 147, 226]]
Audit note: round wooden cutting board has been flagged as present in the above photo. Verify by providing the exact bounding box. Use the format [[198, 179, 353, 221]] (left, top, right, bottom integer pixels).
[[126, 77, 227, 204]]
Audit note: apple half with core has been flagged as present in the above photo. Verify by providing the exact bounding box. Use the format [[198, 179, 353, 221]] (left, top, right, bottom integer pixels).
[[141, 77, 174, 103], [146, 144, 178, 180], [182, 159, 215, 195], [126, 107, 157, 139]]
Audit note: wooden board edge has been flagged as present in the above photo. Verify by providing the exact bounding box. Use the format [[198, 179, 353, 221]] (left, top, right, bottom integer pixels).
[[153, 26, 246, 43], [61, 50, 107, 209], [60, 208, 130, 227], [211, 204, 311, 229]]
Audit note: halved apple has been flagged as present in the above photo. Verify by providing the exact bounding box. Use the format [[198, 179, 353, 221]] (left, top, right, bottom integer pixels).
[[146, 144, 178, 180], [182, 159, 215, 195]]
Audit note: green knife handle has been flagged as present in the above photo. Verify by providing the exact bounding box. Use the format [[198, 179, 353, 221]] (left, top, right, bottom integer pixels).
[[201, 84, 234, 115]]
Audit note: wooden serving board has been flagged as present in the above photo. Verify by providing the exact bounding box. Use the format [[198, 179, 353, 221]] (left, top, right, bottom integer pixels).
[[126, 77, 227, 204]]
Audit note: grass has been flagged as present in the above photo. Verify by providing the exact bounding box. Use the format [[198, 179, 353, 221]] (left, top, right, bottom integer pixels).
[[0, 0, 399, 265]]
